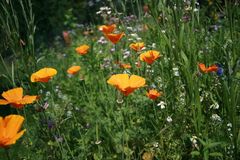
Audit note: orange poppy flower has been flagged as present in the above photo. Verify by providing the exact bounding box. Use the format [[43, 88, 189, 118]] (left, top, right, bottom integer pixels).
[[31, 68, 57, 83], [140, 50, 160, 64], [0, 87, 38, 108], [107, 74, 146, 96], [119, 63, 131, 69], [104, 32, 125, 44], [75, 44, 90, 55], [62, 31, 71, 46], [146, 89, 162, 100], [129, 42, 145, 52], [98, 24, 116, 34], [67, 65, 81, 75], [0, 115, 26, 148], [198, 63, 218, 73]]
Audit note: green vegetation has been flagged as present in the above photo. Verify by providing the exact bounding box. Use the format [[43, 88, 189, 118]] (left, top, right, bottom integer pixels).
[[0, 0, 239, 159]]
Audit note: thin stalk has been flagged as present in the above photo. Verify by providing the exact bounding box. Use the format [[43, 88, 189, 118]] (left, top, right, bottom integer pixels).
[[62, 134, 75, 160], [5, 148, 11, 160]]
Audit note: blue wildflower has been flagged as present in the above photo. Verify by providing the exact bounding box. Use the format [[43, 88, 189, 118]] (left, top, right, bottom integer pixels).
[[216, 64, 224, 76]]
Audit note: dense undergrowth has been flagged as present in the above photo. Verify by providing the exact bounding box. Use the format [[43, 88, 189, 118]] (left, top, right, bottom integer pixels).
[[0, 0, 240, 159]]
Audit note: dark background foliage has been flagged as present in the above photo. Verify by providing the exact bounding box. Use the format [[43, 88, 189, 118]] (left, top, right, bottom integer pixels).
[[32, 0, 108, 43], [1, 0, 220, 47], [30, 0, 152, 43]]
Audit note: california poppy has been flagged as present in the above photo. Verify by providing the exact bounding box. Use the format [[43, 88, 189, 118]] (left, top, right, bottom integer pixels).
[[140, 50, 160, 64], [146, 89, 162, 100], [98, 24, 116, 34], [0, 87, 38, 108], [198, 63, 218, 73], [107, 74, 145, 96], [104, 32, 125, 44], [62, 31, 71, 46], [67, 66, 81, 75], [129, 42, 145, 52], [75, 44, 90, 55], [0, 115, 26, 148], [119, 63, 131, 69], [31, 68, 57, 83]]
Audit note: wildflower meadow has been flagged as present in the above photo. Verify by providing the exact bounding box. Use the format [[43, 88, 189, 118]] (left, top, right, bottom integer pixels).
[[0, 0, 240, 159]]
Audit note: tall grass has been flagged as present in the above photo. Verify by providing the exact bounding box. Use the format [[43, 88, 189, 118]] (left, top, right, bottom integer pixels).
[[0, 0, 35, 89], [0, 0, 239, 159]]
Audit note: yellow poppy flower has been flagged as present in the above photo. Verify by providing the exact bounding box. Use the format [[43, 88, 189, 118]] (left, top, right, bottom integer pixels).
[[104, 32, 125, 44], [98, 24, 116, 34], [129, 42, 145, 52], [31, 68, 57, 82], [107, 74, 145, 96], [67, 66, 81, 75], [0, 114, 26, 148], [146, 89, 162, 100], [75, 44, 90, 55], [119, 63, 131, 69], [0, 87, 38, 108], [140, 50, 160, 64]]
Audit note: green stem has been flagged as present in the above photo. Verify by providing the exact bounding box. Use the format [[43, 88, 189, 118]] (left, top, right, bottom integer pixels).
[[115, 44, 119, 63], [5, 148, 11, 160], [121, 107, 125, 160], [117, 91, 124, 104], [62, 134, 75, 160]]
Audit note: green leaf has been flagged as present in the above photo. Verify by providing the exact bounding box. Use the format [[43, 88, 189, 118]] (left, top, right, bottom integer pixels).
[[93, 153, 102, 160], [180, 50, 190, 67], [238, 129, 240, 146], [191, 151, 200, 157], [236, 71, 240, 79], [209, 152, 223, 157], [197, 137, 207, 146], [204, 142, 224, 150]]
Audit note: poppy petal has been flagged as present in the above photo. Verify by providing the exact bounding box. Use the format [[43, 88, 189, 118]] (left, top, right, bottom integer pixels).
[[107, 74, 146, 96], [0, 99, 9, 105], [107, 74, 129, 90], [129, 75, 146, 88], [198, 63, 207, 73], [2, 88, 23, 102], [4, 115, 24, 138], [140, 50, 160, 64], [67, 66, 81, 75], [31, 68, 57, 82], [98, 24, 116, 34], [139, 53, 145, 61], [19, 95, 38, 104], [129, 42, 145, 51], [0, 117, 4, 137], [207, 65, 218, 72], [146, 89, 161, 100], [4, 129, 26, 146], [105, 32, 125, 44], [75, 45, 90, 55]]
